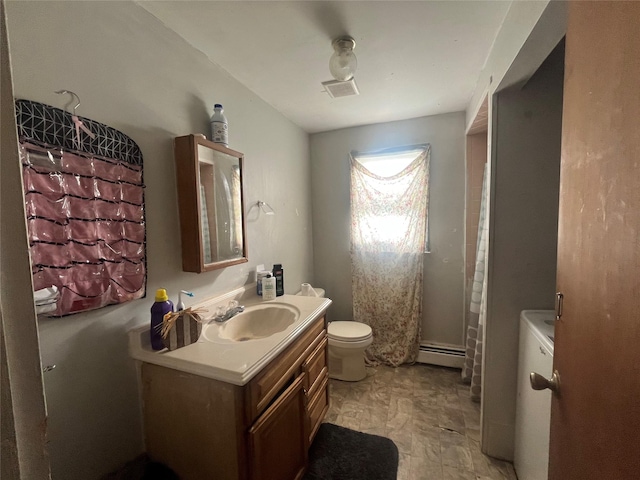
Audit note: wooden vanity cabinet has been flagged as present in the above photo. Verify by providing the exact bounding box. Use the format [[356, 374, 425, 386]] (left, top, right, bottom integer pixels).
[[141, 315, 329, 480], [303, 337, 329, 444], [248, 376, 307, 480]]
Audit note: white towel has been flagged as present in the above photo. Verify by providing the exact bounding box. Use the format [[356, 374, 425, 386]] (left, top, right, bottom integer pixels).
[[36, 298, 57, 306], [36, 303, 56, 315], [34, 286, 59, 305]]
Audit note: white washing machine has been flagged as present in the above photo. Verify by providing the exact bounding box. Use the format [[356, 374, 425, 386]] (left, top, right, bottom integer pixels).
[[514, 310, 555, 480]]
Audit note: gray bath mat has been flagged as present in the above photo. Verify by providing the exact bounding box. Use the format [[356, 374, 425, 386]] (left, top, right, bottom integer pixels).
[[304, 423, 399, 480]]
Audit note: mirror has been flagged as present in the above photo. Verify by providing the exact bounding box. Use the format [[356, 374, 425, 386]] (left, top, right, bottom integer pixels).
[[175, 135, 247, 272]]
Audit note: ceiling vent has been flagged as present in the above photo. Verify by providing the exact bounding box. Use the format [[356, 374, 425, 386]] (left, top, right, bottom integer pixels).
[[321, 78, 360, 98]]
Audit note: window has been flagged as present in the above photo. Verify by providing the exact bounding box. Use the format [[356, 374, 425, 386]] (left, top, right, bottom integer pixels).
[[350, 145, 430, 254]]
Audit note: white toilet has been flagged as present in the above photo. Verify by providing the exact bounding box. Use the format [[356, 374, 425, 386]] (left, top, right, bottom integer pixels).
[[327, 321, 373, 382], [296, 287, 373, 382]]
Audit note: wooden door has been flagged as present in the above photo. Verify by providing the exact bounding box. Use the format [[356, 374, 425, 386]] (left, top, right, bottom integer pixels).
[[550, 2, 640, 479], [248, 374, 307, 480]]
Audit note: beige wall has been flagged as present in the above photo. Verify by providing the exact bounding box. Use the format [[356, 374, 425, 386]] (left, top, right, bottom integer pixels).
[[1, 2, 50, 476], [5, 2, 313, 478], [485, 41, 564, 460], [310, 112, 466, 347], [463, 0, 567, 460], [466, 0, 556, 130]]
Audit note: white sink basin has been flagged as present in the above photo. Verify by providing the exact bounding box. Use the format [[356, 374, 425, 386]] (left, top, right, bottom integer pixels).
[[204, 303, 300, 342], [129, 289, 333, 385]]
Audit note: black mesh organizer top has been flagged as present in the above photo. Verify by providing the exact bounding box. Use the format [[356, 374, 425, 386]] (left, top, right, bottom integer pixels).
[[15, 99, 143, 165]]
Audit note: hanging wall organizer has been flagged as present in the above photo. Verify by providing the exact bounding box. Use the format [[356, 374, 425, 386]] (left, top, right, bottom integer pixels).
[[15, 96, 146, 316]]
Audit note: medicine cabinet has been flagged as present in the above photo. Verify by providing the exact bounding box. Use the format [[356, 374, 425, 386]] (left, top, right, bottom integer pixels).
[[174, 135, 247, 272]]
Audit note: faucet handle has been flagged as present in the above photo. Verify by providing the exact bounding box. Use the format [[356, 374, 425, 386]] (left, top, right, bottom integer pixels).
[[228, 300, 239, 309]]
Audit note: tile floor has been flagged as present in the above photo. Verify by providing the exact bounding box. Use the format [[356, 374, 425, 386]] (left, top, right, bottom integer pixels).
[[324, 364, 518, 480]]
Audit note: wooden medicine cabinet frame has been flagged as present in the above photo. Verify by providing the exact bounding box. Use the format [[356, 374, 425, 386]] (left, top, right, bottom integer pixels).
[[174, 134, 248, 273]]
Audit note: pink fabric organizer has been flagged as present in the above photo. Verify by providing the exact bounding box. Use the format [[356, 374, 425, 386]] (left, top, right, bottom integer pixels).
[[21, 143, 146, 316], [16, 98, 147, 316]]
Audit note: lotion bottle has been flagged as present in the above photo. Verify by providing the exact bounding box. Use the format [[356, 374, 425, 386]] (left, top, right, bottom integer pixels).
[[262, 274, 276, 301], [256, 270, 270, 296]]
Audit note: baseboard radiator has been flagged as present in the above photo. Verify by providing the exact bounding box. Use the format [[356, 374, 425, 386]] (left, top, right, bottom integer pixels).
[[417, 344, 465, 369]]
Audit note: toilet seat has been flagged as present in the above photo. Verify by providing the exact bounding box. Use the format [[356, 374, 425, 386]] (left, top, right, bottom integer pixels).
[[328, 321, 372, 342]]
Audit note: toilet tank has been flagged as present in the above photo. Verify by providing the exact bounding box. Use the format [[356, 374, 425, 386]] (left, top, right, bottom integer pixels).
[[296, 287, 325, 298]]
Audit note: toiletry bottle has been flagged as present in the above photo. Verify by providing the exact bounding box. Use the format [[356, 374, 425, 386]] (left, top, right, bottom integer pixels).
[[257, 270, 270, 296], [176, 290, 194, 311], [262, 274, 276, 300], [210, 104, 228, 146], [272, 264, 284, 296], [150, 289, 174, 350]]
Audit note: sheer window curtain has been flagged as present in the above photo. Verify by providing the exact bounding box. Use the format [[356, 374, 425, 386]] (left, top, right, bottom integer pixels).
[[350, 145, 430, 366]]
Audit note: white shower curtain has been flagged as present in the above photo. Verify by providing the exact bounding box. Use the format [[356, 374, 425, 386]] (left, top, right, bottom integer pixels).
[[350, 146, 430, 366], [462, 165, 489, 401]]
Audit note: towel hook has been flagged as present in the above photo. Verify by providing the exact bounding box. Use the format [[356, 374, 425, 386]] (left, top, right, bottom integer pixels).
[[54, 89, 81, 115], [256, 201, 276, 215]]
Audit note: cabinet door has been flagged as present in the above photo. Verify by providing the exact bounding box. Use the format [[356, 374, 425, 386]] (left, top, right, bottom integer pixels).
[[174, 134, 248, 273], [248, 375, 307, 480]]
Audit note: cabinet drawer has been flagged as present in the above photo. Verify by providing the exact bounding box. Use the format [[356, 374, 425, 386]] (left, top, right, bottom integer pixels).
[[247, 316, 325, 422], [307, 374, 328, 446], [303, 337, 327, 398]]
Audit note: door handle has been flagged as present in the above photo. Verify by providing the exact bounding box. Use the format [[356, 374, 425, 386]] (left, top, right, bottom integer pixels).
[[555, 292, 563, 320], [530, 370, 560, 393]]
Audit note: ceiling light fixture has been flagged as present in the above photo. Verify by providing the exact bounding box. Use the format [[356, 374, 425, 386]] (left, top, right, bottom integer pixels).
[[329, 36, 357, 81], [322, 35, 360, 98]]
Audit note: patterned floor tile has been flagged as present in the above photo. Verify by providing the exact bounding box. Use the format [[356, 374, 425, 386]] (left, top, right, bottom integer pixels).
[[325, 364, 516, 480]]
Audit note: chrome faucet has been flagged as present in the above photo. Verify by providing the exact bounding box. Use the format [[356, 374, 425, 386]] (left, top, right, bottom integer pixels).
[[212, 300, 245, 323]]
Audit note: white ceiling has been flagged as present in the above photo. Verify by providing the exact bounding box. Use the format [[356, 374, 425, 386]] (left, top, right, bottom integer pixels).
[[139, 1, 511, 133]]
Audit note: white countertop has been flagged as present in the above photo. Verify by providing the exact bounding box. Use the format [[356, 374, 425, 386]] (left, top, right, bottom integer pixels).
[[129, 287, 332, 386]]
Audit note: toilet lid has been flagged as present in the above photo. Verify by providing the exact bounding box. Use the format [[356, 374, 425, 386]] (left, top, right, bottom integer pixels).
[[328, 321, 372, 342]]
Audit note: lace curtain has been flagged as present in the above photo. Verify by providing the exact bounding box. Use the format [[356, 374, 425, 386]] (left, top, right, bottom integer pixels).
[[350, 146, 430, 366]]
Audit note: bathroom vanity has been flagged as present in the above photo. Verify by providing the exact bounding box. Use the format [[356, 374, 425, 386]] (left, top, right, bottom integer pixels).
[[129, 290, 332, 480]]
